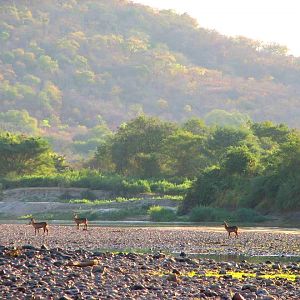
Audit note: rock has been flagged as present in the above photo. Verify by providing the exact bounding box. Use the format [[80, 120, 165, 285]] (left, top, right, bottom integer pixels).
[[130, 284, 145, 290], [166, 274, 178, 282], [58, 296, 73, 300], [257, 288, 269, 296], [22, 245, 36, 250], [0, 269, 7, 275], [210, 284, 221, 290], [242, 284, 257, 292], [25, 252, 36, 259], [272, 263, 281, 270], [261, 296, 276, 300], [92, 266, 106, 273], [153, 252, 165, 259], [232, 293, 246, 300], [40, 244, 49, 250], [179, 251, 186, 257], [53, 261, 64, 267], [17, 286, 26, 292], [114, 266, 123, 273], [264, 279, 275, 286]]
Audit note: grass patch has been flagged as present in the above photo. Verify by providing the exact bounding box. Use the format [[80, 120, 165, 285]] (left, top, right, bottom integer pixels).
[[154, 270, 297, 281], [148, 206, 177, 222], [69, 195, 183, 205], [0, 171, 191, 195]]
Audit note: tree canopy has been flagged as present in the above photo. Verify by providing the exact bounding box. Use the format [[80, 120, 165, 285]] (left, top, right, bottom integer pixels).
[[1, 0, 300, 159]]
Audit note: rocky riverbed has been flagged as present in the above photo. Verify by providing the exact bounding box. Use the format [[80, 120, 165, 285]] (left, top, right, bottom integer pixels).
[[0, 225, 299, 299]]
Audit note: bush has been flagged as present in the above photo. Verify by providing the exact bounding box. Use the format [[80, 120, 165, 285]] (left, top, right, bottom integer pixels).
[[232, 208, 266, 222], [80, 190, 97, 200], [150, 179, 192, 195], [85, 208, 147, 221], [189, 206, 232, 222], [121, 180, 151, 194], [189, 206, 266, 223], [148, 206, 177, 222]]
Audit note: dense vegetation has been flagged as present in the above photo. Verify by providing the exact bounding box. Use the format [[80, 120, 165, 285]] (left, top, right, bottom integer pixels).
[[1, 116, 300, 219], [2, 0, 300, 158]]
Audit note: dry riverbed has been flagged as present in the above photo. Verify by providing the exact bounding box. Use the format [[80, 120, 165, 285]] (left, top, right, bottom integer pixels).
[[0, 225, 299, 299]]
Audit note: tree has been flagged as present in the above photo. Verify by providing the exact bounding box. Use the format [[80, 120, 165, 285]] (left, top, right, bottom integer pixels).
[[182, 118, 208, 136], [0, 132, 55, 177], [110, 116, 176, 175], [0, 110, 39, 134], [207, 126, 251, 161], [222, 145, 257, 175], [162, 130, 208, 177], [204, 109, 250, 127]]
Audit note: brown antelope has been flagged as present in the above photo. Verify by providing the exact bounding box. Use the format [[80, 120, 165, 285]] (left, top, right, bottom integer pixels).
[[29, 218, 49, 235], [223, 221, 238, 238], [73, 213, 88, 230]]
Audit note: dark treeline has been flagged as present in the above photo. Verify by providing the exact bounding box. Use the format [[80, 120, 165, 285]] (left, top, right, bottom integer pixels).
[[1, 116, 300, 216], [2, 1, 300, 159]]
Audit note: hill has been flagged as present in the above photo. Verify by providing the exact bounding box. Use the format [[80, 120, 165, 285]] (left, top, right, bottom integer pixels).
[[1, 0, 300, 156]]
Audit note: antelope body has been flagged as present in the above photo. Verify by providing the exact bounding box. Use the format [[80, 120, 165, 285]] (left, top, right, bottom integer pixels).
[[29, 218, 49, 235], [223, 221, 238, 237], [74, 214, 88, 230]]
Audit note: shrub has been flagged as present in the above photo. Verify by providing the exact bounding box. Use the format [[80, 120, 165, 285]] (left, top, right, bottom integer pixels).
[[189, 206, 232, 222], [80, 190, 97, 200], [121, 180, 151, 194], [148, 206, 177, 222], [150, 179, 192, 195], [232, 208, 266, 222]]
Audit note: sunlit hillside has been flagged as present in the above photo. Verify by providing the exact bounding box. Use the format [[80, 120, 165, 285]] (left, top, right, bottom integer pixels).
[[1, 0, 300, 155]]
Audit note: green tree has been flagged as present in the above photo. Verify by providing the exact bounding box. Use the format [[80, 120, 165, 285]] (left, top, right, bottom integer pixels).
[[0, 110, 38, 134], [222, 145, 257, 175], [162, 130, 208, 177], [110, 116, 176, 175], [204, 109, 250, 127], [0, 132, 55, 177]]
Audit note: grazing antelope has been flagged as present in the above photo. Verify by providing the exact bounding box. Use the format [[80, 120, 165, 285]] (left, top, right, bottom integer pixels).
[[29, 218, 49, 235], [223, 221, 238, 238], [73, 213, 88, 230]]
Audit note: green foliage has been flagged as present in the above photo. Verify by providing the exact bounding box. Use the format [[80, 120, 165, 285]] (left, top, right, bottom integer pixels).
[[83, 208, 148, 221], [2, 0, 300, 158], [233, 208, 266, 222], [182, 120, 300, 214], [80, 190, 97, 200], [0, 110, 39, 134], [0, 169, 189, 197], [189, 206, 230, 222], [205, 110, 250, 127], [121, 179, 151, 194], [110, 116, 176, 176], [222, 145, 257, 175], [0, 132, 56, 177], [148, 206, 177, 222], [189, 206, 265, 223], [150, 179, 192, 195]]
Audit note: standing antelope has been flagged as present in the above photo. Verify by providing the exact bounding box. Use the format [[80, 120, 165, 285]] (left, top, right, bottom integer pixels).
[[223, 221, 238, 238], [29, 218, 49, 235], [73, 213, 88, 230]]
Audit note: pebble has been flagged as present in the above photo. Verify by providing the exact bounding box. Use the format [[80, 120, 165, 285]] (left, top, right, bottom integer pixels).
[[0, 225, 298, 299]]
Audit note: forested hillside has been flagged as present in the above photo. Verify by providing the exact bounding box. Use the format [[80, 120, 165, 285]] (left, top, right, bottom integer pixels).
[[1, 0, 300, 157]]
